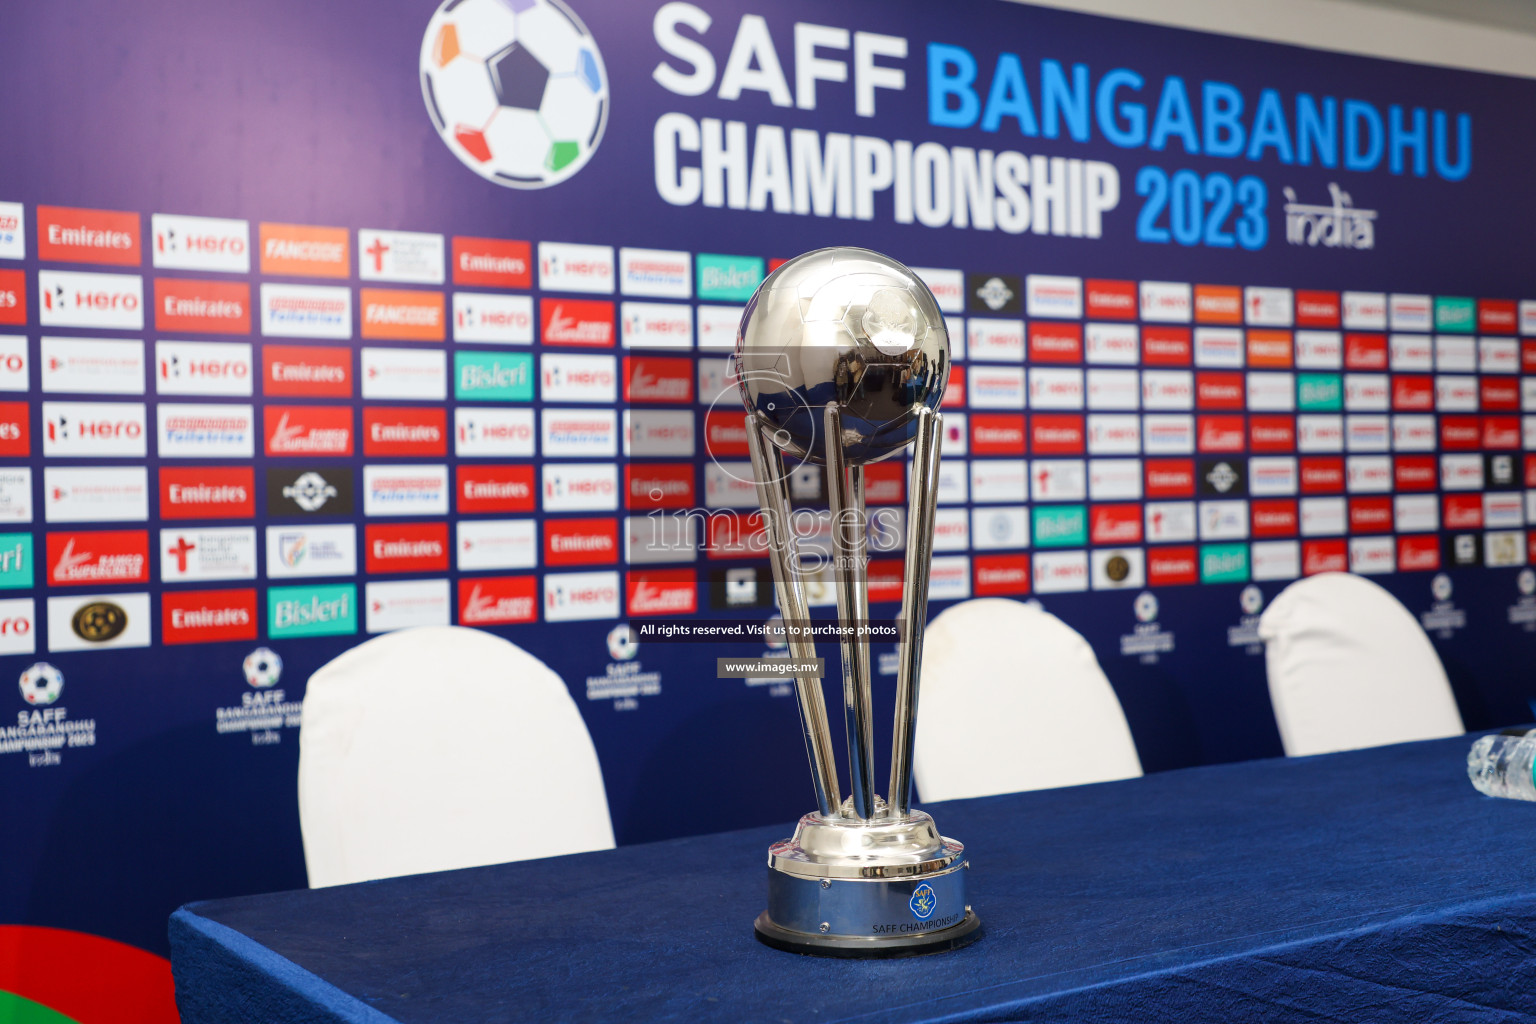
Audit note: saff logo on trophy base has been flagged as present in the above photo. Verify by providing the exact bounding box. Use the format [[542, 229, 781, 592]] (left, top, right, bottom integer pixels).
[[736, 248, 980, 957]]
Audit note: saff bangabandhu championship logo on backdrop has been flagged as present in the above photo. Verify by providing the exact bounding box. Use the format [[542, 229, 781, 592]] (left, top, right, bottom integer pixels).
[[420, 0, 608, 189]]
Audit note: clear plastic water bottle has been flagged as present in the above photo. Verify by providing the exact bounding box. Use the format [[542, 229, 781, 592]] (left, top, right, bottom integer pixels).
[[1468, 729, 1536, 800]]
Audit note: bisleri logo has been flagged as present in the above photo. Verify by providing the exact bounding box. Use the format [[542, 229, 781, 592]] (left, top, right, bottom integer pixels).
[[419, 0, 608, 188]]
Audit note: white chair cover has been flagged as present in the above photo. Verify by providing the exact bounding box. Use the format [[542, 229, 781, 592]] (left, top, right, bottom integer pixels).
[[298, 626, 614, 887]]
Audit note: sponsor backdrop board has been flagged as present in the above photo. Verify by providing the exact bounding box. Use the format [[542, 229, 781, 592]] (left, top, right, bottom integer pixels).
[[2, 0, 1536, 990]]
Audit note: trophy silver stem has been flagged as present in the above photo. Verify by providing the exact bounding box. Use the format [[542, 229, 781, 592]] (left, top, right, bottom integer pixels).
[[824, 404, 876, 822], [745, 418, 841, 819], [888, 407, 943, 819]]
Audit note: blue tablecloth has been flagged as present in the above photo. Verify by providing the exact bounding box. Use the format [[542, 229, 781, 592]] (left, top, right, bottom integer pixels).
[[169, 735, 1536, 1022]]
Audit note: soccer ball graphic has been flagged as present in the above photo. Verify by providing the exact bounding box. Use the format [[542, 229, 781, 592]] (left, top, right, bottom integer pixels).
[[243, 647, 283, 689], [19, 663, 64, 706], [420, 0, 608, 189]]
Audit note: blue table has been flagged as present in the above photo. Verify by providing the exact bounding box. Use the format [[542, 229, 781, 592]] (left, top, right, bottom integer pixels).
[[169, 735, 1536, 1022]]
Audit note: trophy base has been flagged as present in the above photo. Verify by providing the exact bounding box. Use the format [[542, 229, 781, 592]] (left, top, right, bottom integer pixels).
[[754, 808, 980, 958]]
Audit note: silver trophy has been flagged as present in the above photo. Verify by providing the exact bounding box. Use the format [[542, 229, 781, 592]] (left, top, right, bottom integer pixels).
[[736, 247, 979, 956]]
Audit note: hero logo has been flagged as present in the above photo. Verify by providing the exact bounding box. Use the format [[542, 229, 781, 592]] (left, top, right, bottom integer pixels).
[[1033, 551, 1089, 594], [1029, 368, 1084, 410], [42, 402, 146, 457], [265, 406, 352, 456], [453, 292, 534, 345], [151, 214, 250, 273], [544, 571, 621, 622], [156, 340, 253, 397], [38, 270, 144, 329], [47, 531, 149, 586], [1139, 282, 1191, 323], [911, 268, 963, 313], [538, 242, 615, 294], [621, 301, 693, 349], [626, 410, 695, 456], [543, 464, 618, 512], [455, 408, 536, 457], [0, 597, 34, 655], [627, 571, 697, 615], [458, 576, 537, 625], [542, 354, 617, 403], [541, 299, 615, 346]]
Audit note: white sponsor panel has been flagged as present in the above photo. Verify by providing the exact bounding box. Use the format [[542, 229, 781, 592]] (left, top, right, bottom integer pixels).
[[1341, 292, 1387, 330], [1026, 275, 1082, 318], [1199, 500, 1248, 540], [1523, 381, 1536, 414], [544, 570, 621, 621], [38, 270, 143, 329], [1141, 370, 1193, 410], [1139, 281, 1191, 323], [542, 463, 619, 512], [362, 464, 450, 516], [457, 519, 537, 571], [624, 410, 694, 456], [619, 247, 690, 298], [366, 579, 451, 633], [1395, 494, 1439, 532], [967, 367, 1025, 409], [1297, 414, 1343, 452], [1085, 323, 1138, 365], [1087, 414, 1139, 454], [48, 592, 151, 652], [970, 459, 1028, 503], [538, 242, 614, 294], [455, 407, 535, 457], [1345, 414, 1390, 452], [927, 556, 971, 601], [1527, 491, 1536, 526], [40, 337, 144, 395], [160, 526, 257, 582], [358, 229, 444, 284], [0, 597, 35, 655], [260, 283, 351, 339], [695, 305, 741, 351], [1434, 337, 1476, 373], [1486, 531, 1527, 567], [541, 408, 617, 457], [1089, 459, 1142, 500], [1486, 492, 1525, 529], [150, 214, 250, 273], [1246, 372, 1294, 411], [912, 268, 963, 314], [0, 335, 26, 392], [1435, 375, 1478, 412], [935, 461, 968, 504], [945, 317, 966, 360], [154, 340, 252, 396], [1300, 497, 1347, 536], [1030, 459, 1086, 502], [452, 292, 534, 344], [1346, 455, 1393, 493], [1249, 457, 1298, 496], [1252, 540, 1301, 581], [1033, 550, 1089, 593], [541, 353, 615, 403], [621, 301, 693, 349], [1349, 537, 1395, 575], [704, 463, 759, 509], [942, 412, 968, 456], [1142, 414, 1194, 454], [265, 524, 357, 579], [1527, 416, 1536, 451], [1295, 330, 1342, 369], [1244, 286, 1293, 326], [1522, 301, 1536, 336], [1389, 294, 1432, 332], [0, 202, 24, 260], [1086, 369, 1138, 411], [1481, 337, 1520, 374], [156, 403, 254, 458], [1392, 414, 1437, 451], [1389, 334, 1433, 371], [43, 467, 144, 522], [696, 356, 735, 404], [1145, 501, 1196, 543], [966, 319, 1024, 362], [1194, 328, 1244, 368], [626, 514, 698, 564], [1091, 548, 1145, 589], [971, 506, 1028, 549], [41, 401, 146, 458], [932, 508, 971, 552], [1343, 374, 1389, 411], [361, 347, 446, 400], [0, 467, 32, 523], [1029, 368, 1084, 410]]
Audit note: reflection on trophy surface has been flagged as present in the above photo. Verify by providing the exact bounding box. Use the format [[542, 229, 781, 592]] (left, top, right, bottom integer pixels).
[[736, 247, 981, 957]]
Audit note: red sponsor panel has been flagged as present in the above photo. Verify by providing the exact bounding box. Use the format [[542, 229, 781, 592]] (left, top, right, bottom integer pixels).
[[1030, 414, 1084, 455], [1144, 459, 1195, 498], [1344, 333, 1387, 369], [868, 559, 905, 603], [1193, 284, 1242, 324], [0, 401, 29, 456], [864, 462, 905, 505], [1250, 499, 1298, 537], [1392, 376, 1433, 410], [263, 344, 352, 398], [264, 405, 353, 456], [46, 529, 149, 586], [36, 205, 140, 265], [1439, 416, 1481, 450], [1479, 299, 1518, 334], [1147, 546, 1198, 585], [1085, 279, 1136, 320], [159, 466, 255, 519], [365, 522, 450, 574], [1302, 539, 1348, 575], [627, 569, 698, 616], [973, 554, 1031, 596], [623, 356, 694, 403], [1524, 341, 1536, 374], [458, 575, 538, 625], [1397, 535, 1440, 572], [1526, 454, 1536, 488], [451, 236, 532, 288], [545, 518, 620, 566], [1197, 415, 1245, 452], [970, 413, 1026, 455], [1482, 378, 1520, 411], [1028, 322, 1082, 363], [1090, 504, 1142, 544], [363, 406, 447, 456], [1141, 326, 1192, 366], [1348, 497, 1393, 533], [155, 278, 251, 334], [1196, 372, 1245, 410], [1442, 494, 1483, 530], [456, 464, 536, 514], [1299, 457, 1345, 494], [625, 463, 695, 509], [767, 258, 790, 272], [940, 366, 965, 408], [1394, 455, 1437, 491], [707, 512, 766, 560], [1248, 415, 1296, 452], [540, 298, 614, 347], [703, 409, 750, 457], [162, 588, 258, 645], [1486, 415, 1521, 449], [0, 269, 26, 325], [1294, 290, 1341, 327]]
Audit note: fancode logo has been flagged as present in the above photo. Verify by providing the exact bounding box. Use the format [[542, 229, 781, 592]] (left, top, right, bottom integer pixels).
[[265, 406, 353, 456], [1194, 284, 1243, 324], [155, 278, 251, 334], [458, 576, 538, 625], [160, 467, 255, 519], [37, 205, 140, 265], [47, 530, 149, 586], [541, 299, 614, 346], [456, 465, 536, 513], [363, 407, 447, 456], [263, 345, 351, 397], [268, 584, 357, 638], [452, 237, 532, 288], [259, 223, 349, 277], [162, 588, 258, 644], [360, 288, 445, 341], [365, 523, 449, 574]]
